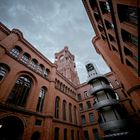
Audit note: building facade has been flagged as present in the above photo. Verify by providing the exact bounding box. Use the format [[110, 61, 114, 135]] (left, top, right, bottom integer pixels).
[[82, 0, 140, 136], [0, 21, 139, 140]]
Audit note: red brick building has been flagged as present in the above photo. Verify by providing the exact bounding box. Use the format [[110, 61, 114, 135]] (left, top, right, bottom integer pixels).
[[0, 20, 139, 140], [82, 0, 140, 134], [82, 0, 140, 108]]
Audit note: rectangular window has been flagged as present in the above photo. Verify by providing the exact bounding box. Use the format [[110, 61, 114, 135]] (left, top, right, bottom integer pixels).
[[86, 101, 91, 109], [81, 115, 86, 125], [84, 131, 89, 140], [77, 94, 82, 100], [64, 129, 67, 140], [35, 119, 42, 126], [79, 103, 83, 111], [93, 129, 100, 140], [122, 29, 138, 47], [117, 5, 138, 25], [77, 131, 80, 140], [71, 130, 74, 140], [89, 113, 94, 123], [54, 127, 59, 140]]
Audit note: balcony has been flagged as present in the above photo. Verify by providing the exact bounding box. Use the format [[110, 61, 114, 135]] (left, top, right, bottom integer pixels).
[[94, 99, 119, 109], [99, 119, 128, 131], [87, 74, 109, 84], [89, 84, 113, 95]]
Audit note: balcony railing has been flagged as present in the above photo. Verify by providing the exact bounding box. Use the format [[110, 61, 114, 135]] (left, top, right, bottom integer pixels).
[[99, 119, 128, 131], [89, 84, 113, 95], [94, 99, 119, 109], [87, 74, 109, 84]]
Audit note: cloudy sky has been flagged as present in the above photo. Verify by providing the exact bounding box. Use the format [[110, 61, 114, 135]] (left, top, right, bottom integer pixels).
[[0, 0, 110, 83]]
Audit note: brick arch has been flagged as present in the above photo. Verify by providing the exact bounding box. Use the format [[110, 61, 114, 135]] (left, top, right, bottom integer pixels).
[[16, 70, 38, 86], [0, 114, 26, 140], [0, 113, 27, 127]]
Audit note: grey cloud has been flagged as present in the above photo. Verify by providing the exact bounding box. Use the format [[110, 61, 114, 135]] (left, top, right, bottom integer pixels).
[[0, 0, 110, 83]]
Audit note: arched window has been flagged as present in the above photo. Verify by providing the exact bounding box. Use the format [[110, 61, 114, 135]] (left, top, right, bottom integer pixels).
[[7, 75, 32, 107], [74, 106, 77, 124], [44, 68, 49, 78], [37, 64, 44, 75], [36, 87, 46, 112], [20, 53, 30, 64], [10, 46, 22, 58], [29, 59, 38, 70], [69, 103, 72, 122], [0, 64, 9, 81], [63, 100, 67, 120], [55, 96, 60, 118]]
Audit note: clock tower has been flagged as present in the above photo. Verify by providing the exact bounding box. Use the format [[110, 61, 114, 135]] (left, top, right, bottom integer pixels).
[[55, 46, 80, 85]]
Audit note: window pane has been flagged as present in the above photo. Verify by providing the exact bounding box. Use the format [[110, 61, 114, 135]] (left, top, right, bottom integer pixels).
[[21, 53, 30, 64], [0, 66, 7, 81], [36, 87, 46, 112], [81, 115, 86, 125], [55, 97, 60, 118], [7, 76, 31, 107], [54, 128, 59, 140], [89, 113, 94, 123], [63, 101, 66, 120], [10, 46, 21, 58]]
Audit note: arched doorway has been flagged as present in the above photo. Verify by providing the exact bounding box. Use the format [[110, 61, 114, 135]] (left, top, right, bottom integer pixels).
[[31, 131, 41, 140], [0, 116, 24, 140]]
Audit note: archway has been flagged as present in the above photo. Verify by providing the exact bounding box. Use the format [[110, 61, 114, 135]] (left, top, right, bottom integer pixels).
[[0, 116, 24, 140], [31, 131, 41, 140]]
